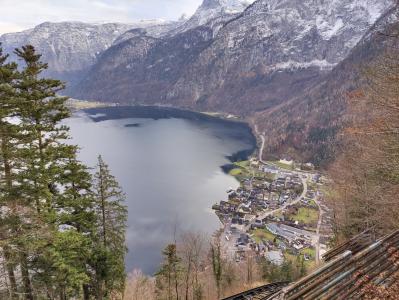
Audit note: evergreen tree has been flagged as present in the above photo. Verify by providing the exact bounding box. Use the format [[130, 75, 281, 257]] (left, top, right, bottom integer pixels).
[[14, 45, 72, 214], [13, 45, 96, 298], [48, 157, 96, 299], [156, 244, 181, 300], [0, 43, 20, 299], [12, 45, 71, 298], [92, 155, 128, 299], [0, 45, 128, 298]]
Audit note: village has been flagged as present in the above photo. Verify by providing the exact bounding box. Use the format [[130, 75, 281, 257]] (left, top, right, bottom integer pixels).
[[213, 157, 333, 272]]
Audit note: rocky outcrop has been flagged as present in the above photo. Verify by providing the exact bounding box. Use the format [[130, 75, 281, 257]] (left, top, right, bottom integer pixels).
[[253, 5, 399, 165]]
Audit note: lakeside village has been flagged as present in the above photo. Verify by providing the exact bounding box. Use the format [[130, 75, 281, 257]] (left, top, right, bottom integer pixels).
[[212, 157, 334, 271]]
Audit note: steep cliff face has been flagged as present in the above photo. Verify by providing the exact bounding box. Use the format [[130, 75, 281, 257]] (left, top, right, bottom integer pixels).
[[166, 0, 255, 36], [71, 0, 393, 115], [166, 0, 393, 113], [253, 5, 399, 165], [72, 26, 216, 103]]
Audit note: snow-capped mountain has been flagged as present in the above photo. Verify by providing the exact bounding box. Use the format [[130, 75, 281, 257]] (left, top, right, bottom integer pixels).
[[162, 0, 394, 113], [0, 20, 176, 85], [254, 4, 399, 164], [113, 20, 183, 45], [0, 0, 255, 85], [167, 0, 255, 35], [0, 0, 396, 162], [72, 0, 393, 114]]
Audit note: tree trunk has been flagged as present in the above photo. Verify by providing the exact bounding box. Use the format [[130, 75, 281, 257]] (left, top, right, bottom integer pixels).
[[3, 246, 18, 299], [175, 274, 179, 300], [96, 278, 104, 300], [83, 284, 90, 300], [99, 163, 107, 247], [184, 256, 192, 300], [1, 136, 18, 298], [20, 251, 34, 300]]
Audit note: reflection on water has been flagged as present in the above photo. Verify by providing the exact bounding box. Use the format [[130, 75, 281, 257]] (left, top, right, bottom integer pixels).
[[65, 106, 255, 274]]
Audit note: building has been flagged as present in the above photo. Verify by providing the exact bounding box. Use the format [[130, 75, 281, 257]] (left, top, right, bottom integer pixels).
[[266, 250, 284, 266]]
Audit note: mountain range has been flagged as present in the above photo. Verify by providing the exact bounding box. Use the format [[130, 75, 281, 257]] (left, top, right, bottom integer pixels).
[[0, 0, 396, 164]]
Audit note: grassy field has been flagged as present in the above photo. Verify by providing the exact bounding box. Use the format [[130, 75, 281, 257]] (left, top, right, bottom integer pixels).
[[228, 160, 277, 183], [267, 161, 294, 171], [234, 160, 250, 168], [67, 99, 110, 110], [300, 248, 317, 270], [290, 207, 319, 225], [284, 248, 317, 270], [251, 228, 276, 243], [301, 247, 316, 258], [228, 161, 254, 181], [229, 168, 243, 176]]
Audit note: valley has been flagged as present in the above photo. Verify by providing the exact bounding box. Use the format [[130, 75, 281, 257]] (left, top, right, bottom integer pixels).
[[1, 0, 399, 298], [1, 0, 396, 164]]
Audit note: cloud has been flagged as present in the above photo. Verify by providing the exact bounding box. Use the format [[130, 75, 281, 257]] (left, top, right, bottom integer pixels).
[[0, 22, 25, 35], [0, 0, 202, 34]]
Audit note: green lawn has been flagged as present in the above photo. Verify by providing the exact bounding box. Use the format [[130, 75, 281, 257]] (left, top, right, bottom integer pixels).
[[290, 207, 319, 225], [229, 168, 243, 176], [251, 228, 276, 243], [234, 160, 250, 168], [267, 161, 294, 171], [300, 248, 317, 270], [301, 247, 316, 258], [285, 248, 317, 271]]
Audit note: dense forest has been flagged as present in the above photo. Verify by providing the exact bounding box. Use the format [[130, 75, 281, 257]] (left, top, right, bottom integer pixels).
[[0, 44, 127, 299]]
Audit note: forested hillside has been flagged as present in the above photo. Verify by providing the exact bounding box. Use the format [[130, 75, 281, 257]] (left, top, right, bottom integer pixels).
[[327, 21, 399, 240], [254, 5, 399, 166]]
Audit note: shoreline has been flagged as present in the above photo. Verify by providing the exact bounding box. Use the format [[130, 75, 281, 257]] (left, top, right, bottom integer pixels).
[[69, 100, 264, 262]]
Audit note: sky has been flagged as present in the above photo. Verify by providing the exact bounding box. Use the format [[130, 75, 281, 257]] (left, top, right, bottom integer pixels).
[[0, 0, 203, 34]]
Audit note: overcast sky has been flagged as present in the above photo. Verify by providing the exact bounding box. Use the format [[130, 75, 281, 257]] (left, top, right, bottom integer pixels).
[[0, 0, 203, 34]]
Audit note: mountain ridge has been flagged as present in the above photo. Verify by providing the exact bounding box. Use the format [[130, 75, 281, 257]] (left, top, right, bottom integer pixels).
[[70, 0, 393, 115], [0, 0, 396, 164]]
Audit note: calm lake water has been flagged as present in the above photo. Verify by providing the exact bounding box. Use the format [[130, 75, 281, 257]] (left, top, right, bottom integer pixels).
[[65, 106, 255, 274]]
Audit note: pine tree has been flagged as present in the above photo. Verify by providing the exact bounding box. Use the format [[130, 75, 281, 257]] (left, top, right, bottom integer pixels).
[[0, 43, 20, 299], [0, 45, 128, 298], [11, 45, 73, 298], [49, 157, 96, 299], [92, 155, 128, 299], [12, 45, 97, 298], [156, 244, 181, 300], [14, 45, 72, 214]]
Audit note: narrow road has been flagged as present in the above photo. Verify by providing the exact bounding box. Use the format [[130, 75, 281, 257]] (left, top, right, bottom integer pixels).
[[253, 123, 266, 164], [250, 121, 322, 256], [245, 176, 308, 231], [314, 197, 323, 264]]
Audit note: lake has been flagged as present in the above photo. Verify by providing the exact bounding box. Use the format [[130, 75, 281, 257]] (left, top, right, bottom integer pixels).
[[65, 106, 256, 274]]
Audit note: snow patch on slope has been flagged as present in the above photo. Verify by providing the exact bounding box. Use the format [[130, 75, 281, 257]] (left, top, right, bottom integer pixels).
[[317, 18, 344, 39], [273, 60, 336, 71]]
